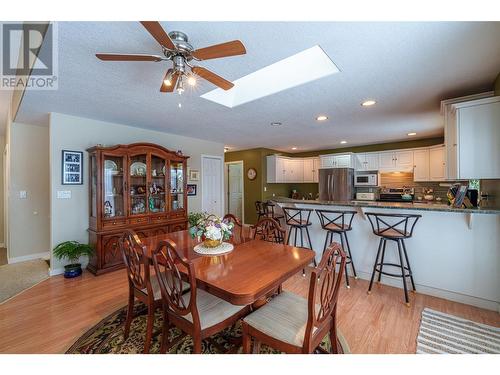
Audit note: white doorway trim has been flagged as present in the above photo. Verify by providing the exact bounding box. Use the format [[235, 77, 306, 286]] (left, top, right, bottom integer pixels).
[[224, 160, 245, 224], [201, 154, 224, 217]]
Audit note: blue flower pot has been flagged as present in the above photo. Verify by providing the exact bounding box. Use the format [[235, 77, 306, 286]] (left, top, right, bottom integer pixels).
[[64, 263, 82, 278]]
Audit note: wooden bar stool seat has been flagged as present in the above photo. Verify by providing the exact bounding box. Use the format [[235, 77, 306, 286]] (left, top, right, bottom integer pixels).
[[365, 212, 421, 306], [315, 209, 357, 288]]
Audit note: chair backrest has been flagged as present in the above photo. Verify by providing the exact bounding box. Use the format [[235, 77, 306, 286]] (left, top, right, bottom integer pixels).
[[251, 217, 286, 243], [315, 209, 357, 232], [255, 201, 267, 216], [303, 242, 346, 350], [265, 202, 278, 217], [365, 212, 421, 238], [223, 213, 244, 244], [282, 207, 312, 226], [151, 239, 201, 328], [120, 230, 151, 293]]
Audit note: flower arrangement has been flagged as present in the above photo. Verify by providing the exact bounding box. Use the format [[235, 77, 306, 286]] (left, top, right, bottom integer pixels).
[[188, 212, 234, 248]]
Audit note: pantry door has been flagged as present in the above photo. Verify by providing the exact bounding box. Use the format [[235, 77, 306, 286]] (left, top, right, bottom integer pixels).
[[201, 155, 223, 217]]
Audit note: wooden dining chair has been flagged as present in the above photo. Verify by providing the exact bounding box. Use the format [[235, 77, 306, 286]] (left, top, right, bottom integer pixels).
[[152, 239, 251, 353], [223, 213, 245, 244], [251, 217, 286, 244], [242, 242, 346, 354], [120, 230, 162, 354]]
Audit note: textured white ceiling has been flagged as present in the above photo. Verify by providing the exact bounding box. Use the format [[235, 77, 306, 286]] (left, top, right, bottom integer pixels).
[[16, 21, 500, 152]]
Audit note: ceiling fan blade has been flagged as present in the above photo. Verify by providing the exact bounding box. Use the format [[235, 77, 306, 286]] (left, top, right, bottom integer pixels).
[[96, 53, 164, 62], [192, 66, 234, 90], [140, 21, 176, 50], [192, 40, 246, 61], [160, 69, 179, 92]]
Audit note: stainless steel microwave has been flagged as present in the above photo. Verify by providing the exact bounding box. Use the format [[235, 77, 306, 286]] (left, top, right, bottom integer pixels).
[[354, 173, 378, 187]]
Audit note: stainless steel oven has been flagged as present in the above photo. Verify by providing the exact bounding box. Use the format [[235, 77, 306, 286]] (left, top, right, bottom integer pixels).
[[354, 173, 378, 187]]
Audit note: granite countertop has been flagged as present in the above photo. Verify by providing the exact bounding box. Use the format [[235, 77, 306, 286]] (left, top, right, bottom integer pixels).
[[270, 197, 500, 215]]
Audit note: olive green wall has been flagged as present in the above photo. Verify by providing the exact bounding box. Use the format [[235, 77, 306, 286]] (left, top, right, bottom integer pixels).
[[494, 72, 500, 95], [225, 137, 444, 224]]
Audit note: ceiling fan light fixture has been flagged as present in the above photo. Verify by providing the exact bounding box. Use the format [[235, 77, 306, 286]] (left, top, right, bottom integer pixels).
[[164, 71, 173, 87], [177, 76, 185, 95], [187, 75, 196, 86]]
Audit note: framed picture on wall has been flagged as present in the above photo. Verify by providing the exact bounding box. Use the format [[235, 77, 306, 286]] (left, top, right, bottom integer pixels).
[[189, 169, 200, 181], [62, 150, 83, 185], [187, 184, 197, 196]]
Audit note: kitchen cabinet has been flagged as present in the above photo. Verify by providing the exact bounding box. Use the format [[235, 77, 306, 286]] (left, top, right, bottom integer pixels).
[[320, 153, 353, 169], [448, 96, 500, 179], [355, 152, 379, 171], [378, 150, 414, 171], [266, 155, 287, 183], [413, 149, 430, 181], [285, 159, 304, 183], [429, 146, 446, 181], [313, 157, 320, 182], [303, 157, 320, 182]]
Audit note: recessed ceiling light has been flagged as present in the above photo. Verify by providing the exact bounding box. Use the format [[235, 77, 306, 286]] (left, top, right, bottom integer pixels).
[[361, 100, 376, 107], [270, 122, 283, 127], [407, 132, 417, 136], [340, 140, 347, 144], [292, 147, 297, 150], [316, 115, 328, 121]]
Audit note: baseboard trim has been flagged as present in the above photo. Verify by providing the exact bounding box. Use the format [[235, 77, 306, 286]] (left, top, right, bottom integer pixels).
[[354, 270, 500, 312], [49, 261, 89, 277], [8, 252, 50, 264]]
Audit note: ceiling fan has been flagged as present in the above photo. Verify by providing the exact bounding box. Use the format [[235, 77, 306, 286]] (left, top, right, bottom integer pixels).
[[96, 21, 246, 94]]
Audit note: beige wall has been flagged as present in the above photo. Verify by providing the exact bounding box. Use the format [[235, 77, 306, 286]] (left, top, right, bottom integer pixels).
[[8, 122, 50, 260], [0, 135, 5, 245], [49, 112, 224, 273]]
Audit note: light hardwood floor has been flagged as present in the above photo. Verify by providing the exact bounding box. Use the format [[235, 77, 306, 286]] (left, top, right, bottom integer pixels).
[[0, 268, 498, 354]]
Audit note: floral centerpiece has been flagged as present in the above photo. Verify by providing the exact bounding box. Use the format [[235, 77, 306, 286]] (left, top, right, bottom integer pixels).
[[188, 212, 234, 248]]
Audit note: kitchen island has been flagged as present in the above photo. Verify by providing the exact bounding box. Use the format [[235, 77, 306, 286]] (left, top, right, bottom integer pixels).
[[271, 197, 500, 312]]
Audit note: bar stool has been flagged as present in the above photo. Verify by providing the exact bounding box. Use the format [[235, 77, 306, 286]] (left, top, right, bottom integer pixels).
[[365, 212, 421, 306], [282, 207, 317, 274], [255, 201, 268, 222], [265, 201, 284, 223], [315, 209, 357, 288]]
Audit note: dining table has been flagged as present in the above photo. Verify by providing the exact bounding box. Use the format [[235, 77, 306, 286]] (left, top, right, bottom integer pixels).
[[142, 229, 315, 306]]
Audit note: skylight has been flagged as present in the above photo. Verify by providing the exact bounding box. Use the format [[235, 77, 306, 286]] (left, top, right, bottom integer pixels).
[[201, 45, 339, 108]]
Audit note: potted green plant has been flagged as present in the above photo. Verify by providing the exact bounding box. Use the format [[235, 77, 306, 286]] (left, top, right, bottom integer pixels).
[[53, 241, 94, 278]]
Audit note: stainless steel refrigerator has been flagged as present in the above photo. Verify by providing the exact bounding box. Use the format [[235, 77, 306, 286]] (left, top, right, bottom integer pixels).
[[319, 168, 355, 201]]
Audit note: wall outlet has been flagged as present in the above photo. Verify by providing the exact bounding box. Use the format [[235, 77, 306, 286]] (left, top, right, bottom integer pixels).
[[19, 190, 27, 199], [56, 190, 71, 199], [264, 186, 267, 192]]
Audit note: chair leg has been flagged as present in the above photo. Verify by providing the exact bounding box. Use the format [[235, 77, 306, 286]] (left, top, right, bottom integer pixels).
[[123, 289, 134, 339], [401, 240, 416, 292], [343, 232, 357, 279], [305, 226, 316, 267], [193, 336, 202, 354], [377, 239, 387, 282], [396, 239, 410, 306], [242, 322, 252, 354], [160, 307, 169, 354], [294, 226, 298, 246], [322, 231, 330, 257], [252, 340, 262, 354], [330, 315, 339, 354], [143, 303, 155, 354], [339, 233, 350, 288], [368, 238, 383, 294]]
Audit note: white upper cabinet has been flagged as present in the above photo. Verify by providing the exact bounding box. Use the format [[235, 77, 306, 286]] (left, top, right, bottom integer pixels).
[[320, 153, 353, 169], [313, 157, 320, 182], [303, 158, 319, 182], [356, 153, 380, 171], [266, 155, 287, 183], [429, 146, 446, 181], [379, 150, 414, 171], [413, 149, 430, 181], [450, 96, 500, 179], [285, 159, 304, 183], [267, 156, 319, 183]]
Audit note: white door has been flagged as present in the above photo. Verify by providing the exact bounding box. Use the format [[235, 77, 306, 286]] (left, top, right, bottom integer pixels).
[[413, 149, 430, 181], [313, 158, 321, 182], [334, 154, 352, 168], [365, 153, 380, 170], [379, 152, 395, 170], [429, 147, 446, 181], [227, 163, 243, 220], [202, 155, 223, 216], [303, 159, 314, 182], [395, 150, 414, 169]]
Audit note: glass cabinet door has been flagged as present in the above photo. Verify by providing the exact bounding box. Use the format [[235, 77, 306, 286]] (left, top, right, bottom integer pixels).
[[149, 154, 167, 213], [170, 161, 184, 211], [102, 154, 125, 218], [129, 154, 148, 215]]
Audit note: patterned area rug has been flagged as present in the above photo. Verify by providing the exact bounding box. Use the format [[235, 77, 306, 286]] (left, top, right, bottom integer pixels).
[[66, 302, 350, 354], [417, 308, 500, 353]]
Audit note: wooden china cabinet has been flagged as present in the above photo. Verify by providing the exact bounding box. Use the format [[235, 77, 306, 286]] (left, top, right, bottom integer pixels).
[[87, 143, 189, 275]]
